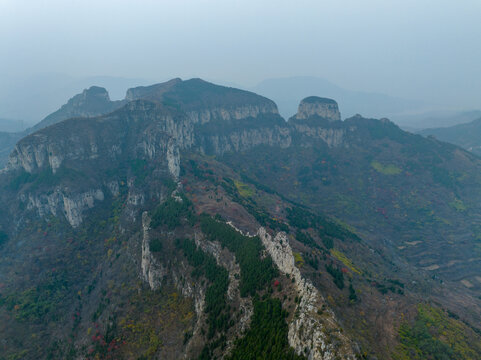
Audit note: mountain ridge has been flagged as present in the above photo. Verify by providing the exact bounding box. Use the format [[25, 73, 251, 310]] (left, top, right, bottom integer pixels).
[[0, 78, 480, 359], [419, 116, 481, 155]]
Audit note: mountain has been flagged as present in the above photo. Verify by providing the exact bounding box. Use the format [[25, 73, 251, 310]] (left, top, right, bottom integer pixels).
[[28, 86, 126, 133], [0, 73, 151, 122], [251, 76, 423, 120], [1, 79, 481, 359], [393, 110, 481, 130], [0, 86, 127, 168], [419, 117, 481, 155]]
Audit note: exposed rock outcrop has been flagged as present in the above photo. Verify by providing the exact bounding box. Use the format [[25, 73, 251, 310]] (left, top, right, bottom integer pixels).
[[296, 96, 341, 121], [141, 212, 167, 290], [258, 228, 357, 360], [290, 124, 346, 148], [6, 102, 180, 175], [193, 232, 253, 336], [198, 125, 292, 155], [4, 79, 355, 230], [22, 188, 104, 227], [30, 86, 126, 133], [126, 78, 279, 124]]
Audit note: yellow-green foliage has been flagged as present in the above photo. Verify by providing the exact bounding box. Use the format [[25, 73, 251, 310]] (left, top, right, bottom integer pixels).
[[333, 218, 359, 236], [330, 249, 362, 275], [119, 288, 194, 358], [449, 198, 467, 212], [234, 180, 254, 198], [393, 304, 481, 360], [371, 161, 402, 175], [293, 252, 304, 268]]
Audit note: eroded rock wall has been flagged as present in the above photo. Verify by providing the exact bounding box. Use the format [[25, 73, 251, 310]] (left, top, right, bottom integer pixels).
[[258, 228, 356, 360]]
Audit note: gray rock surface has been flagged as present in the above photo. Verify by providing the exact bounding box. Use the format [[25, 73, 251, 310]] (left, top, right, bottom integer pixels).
[[296, 96, 341, 121]]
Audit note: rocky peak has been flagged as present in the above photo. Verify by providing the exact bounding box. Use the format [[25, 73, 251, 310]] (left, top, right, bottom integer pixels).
[[125, 78, 182, 102], [125, 78, 279, 123], [62, 86, 116, 114], [295, 96, 341, 121], [28, 86, 125, 133], [76, 86, 111, 103]]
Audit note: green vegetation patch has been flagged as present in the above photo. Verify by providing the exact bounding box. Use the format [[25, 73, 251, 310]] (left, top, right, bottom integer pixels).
[[176, 238, 229, 339], [0, 230, 7, 247], [0, 271, 69, 322], [233, 180, 254, 198], [449, 198, 467, 212], [221, 178, 289, 232], [286, 206, 359, 244], [200, 215, 278, 297], [393, 304, 481, 360], [118, 287, 194, 360], [371, 161, 402, 175], [228, 298, 305, 360], [293, 252, 304, 268], [130, 159, 151, 186], [325, 263, 344, 289], [150, 193, 194, 229], [330, 249, 362, 275], [149, 238, 163, 252]]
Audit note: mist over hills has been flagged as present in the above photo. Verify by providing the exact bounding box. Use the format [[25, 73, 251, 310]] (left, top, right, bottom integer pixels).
[[0, 118, 33, 133], [419, 116, 481, 155], [1, 73, 479, 134], [0, 73, 151, 123], [251, 76, 424, 120], [394, 110, 481, 131]]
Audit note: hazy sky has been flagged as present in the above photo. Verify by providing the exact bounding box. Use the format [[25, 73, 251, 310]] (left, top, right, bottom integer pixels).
[[1, 0, 481, 107]]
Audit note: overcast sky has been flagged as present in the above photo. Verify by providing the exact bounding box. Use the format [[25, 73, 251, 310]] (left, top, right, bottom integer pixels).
[[1, 0, 480, 108]]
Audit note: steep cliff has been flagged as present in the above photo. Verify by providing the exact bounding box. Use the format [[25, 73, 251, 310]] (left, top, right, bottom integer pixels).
[[295, 96, 341, 122], [0, 86, 126, 168], [259, 228, 356, 360], [126, 78, 279, 124], [29, 86, 126, 133]]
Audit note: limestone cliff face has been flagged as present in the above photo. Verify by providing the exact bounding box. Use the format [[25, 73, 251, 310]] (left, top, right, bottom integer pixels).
[[258, 228, 357, 360], [5, 94, 282, 175], [185, 103, 278, 124], [6, 102, 181, 175], [22, 188, 105, 227], [126, 78, 279, 125], [5, 102, 182, 227], [3, 79, 358, 230], [5, 80, 351, 177], [141, 212, 167, 290], [290, 124, 346, 148], [198, 125, 292, 155], [296, 97, 341, 122], [0, 87, 126, 168]]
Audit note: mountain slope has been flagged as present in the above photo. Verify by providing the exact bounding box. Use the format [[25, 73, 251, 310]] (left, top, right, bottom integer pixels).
[[0, 86, 127, 168], [419, 117, 481, 155], [0, 80, 480, 359], [28, 86, 126, 133]]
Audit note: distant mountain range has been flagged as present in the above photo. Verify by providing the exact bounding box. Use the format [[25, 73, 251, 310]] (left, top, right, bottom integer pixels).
[[393, 109, 481, 131], [251, 76, 424, 120], [1, 78, 481, 359], [0, 73, 151, 122], [1, 74, 479, 132], [0, 118, 32, 132], [419, 116, 481, 155]]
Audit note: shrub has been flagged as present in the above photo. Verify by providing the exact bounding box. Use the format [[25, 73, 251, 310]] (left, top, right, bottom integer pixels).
[[149, 238, 163, 252]]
